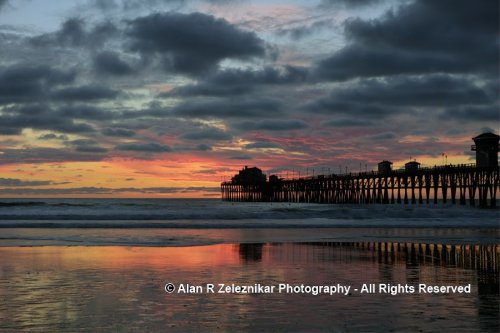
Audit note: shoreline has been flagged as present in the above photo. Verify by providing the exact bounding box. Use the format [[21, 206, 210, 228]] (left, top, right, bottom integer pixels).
[[0, 226, 498, 247]]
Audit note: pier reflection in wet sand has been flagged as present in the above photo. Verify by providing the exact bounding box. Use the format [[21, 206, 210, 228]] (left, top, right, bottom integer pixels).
[[0, 242, 498, 332]]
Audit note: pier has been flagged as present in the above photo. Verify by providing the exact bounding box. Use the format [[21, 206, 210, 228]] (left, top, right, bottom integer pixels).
[[221, 133, 499, 207]]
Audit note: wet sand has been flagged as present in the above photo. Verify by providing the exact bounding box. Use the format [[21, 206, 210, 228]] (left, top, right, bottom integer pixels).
[[0, 241, 498, 332], [0, 227, 498, 246]]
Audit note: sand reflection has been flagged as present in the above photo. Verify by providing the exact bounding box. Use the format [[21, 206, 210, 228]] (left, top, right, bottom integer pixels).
[[0, 242, 498, 332]]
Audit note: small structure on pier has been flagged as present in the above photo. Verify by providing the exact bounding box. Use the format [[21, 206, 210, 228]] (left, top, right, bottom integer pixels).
[[404, 161, 420, 172], [378, 161, 393, 175], [269, 174, 280, 183], [472, 132, 499, 168], [231, 166, 266, 184]]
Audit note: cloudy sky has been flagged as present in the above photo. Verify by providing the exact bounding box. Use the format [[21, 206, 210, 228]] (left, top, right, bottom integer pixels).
[[0, 0, 498, 197]]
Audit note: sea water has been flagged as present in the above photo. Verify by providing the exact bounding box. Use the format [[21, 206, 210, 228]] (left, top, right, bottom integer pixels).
[[0, 198, 498, 246]]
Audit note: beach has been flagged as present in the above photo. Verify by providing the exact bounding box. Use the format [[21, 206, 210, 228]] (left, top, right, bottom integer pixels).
[[0, 242, 498, 332], [0, 199, 499, 332]]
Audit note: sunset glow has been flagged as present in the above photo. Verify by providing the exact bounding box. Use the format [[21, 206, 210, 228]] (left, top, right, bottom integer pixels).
[[0, 0, 497, 197]]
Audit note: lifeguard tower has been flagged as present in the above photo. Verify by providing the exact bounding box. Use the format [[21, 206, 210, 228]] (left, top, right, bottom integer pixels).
[[405, 161, 420, 172], [472, 132, 499, 168], [377, 161, 393, 175]]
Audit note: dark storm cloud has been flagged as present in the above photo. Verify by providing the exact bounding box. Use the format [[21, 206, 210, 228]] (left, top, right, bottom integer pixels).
[[66, 139, 108, 153], [244, 141, 280, 149], [3, 103, 47, 115], [336, 76, 489, 106], [74, 145, 108, 153], [2, 104, 134, 134], [93, 51, 135, 76], [102, 127, 135, 137], [0, 178, 52, 187], [234, 119, 308, 131], [1, 0, 494, 170], [115, 142, 172, 152], [172, 97, 284, 118], [51, 85, 119, 101], [368, 132, 396, 141], [38, 133, 69, 140], [316, 45, 458, 81], [0, 104, 107, 135], [211, 66, 308, 85], [51, 18, 86, 46], [322, 119, 373, 127], [276, 20, 333, 40], [305, 98, 395, 118], [66, 139, 97, 146], [439, 106, 499, 122], [305, 75, 494, 117], [0, 0, 8, 10], [127, 12, 266, 75], [167, 84, 249, 98], [0, 148, 106, 165], [0, 64, 75, 104], [57, 105, 115, 121], [165, 66, 308, 97], [346, 1, 497, 51], [180, 127, 232, 141], [0, 112, 95, 135], [315, 0, 498, 80], [196, 144, 212, 151], [0, 128, 20, 135], [30, 18, 118, 48], [229, 155, 252, 160]]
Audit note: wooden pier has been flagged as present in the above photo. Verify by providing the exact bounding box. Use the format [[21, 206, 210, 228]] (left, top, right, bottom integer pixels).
[[221, 164, 499, 207], [222, 133, 500, 207]]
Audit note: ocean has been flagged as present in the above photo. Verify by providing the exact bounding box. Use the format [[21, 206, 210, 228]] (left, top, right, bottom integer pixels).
[[0, 198, 498, 246], [0, 199, 498, 332]]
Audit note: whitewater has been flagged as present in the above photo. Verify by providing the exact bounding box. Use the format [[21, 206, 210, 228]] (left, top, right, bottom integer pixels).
[[0, 198, 498, 246]]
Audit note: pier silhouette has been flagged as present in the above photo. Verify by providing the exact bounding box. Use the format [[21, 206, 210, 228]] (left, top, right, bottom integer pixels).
[[221, 133, 499, 207]]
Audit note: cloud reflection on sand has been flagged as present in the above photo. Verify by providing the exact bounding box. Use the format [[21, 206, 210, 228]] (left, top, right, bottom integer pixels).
[[0, 242, 498, 332]]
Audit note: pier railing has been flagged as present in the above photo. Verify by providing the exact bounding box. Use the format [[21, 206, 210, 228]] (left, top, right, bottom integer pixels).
[[221, 164, 499, 207]]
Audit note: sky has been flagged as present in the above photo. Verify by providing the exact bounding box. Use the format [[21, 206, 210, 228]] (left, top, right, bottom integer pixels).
[[0, 0, 498, 198]]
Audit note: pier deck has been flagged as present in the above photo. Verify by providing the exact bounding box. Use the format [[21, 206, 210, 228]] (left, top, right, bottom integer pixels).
[[221, 164, 499, 207]]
